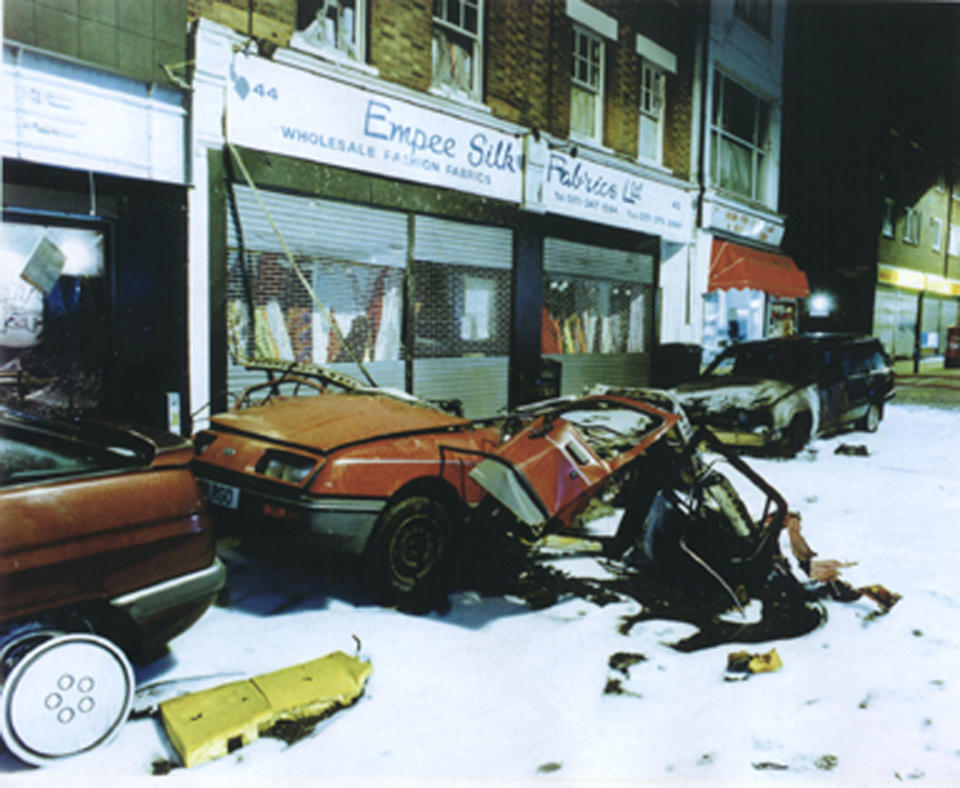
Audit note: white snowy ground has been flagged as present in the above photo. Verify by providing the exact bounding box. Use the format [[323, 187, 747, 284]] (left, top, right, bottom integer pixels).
[[4, 402, 960, 786]]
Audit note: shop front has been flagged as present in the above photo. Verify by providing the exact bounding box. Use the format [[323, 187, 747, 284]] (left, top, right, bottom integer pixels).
[[699, 201, 808, 362], [2, 44, 189, 430], [526, 144, 695, 398], [874, 265, 960, 360], [194, 21, 525, 419]]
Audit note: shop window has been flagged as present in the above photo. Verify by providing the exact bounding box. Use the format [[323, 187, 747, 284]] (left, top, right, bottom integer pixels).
[[734, 0, 772, 36], [294, 0, 365, 63], [541, 274, 646, 355], [413, 261, 509, 358], [432, 0, 483, 101], [882, 198, 895, 238], [638, 61, 664, 164], [570, 25, 604, 142], [904, 206, 921, 245], [0, 223, 108, 411], [225, 252, 403, 366], [931, 216, 944, 252], [710, 73, 771, 204]]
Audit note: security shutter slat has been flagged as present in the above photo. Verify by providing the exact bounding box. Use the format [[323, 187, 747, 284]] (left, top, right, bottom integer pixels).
[[544, 237, 654, 283], [413, 358, 509, 418], [227, 360, 406, 406], [229, 186, 408, 267], [555, 354, 650, 397], [414, 216, 512, 268]]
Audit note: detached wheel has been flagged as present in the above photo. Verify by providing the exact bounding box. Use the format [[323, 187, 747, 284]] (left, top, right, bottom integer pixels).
[[0, 632, 134, 766], [860, 402, 881, 433], [369, 495, 452, 601]]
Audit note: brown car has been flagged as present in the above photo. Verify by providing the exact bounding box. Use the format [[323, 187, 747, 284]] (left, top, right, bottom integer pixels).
[[192, 362, 790, 615], [0, 408, 225, 766]]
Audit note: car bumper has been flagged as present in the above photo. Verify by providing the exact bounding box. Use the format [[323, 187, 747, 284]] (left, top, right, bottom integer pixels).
[[196, 477, 385, 555], [110, 558, 227, 625], [706, 427, 778, 448]]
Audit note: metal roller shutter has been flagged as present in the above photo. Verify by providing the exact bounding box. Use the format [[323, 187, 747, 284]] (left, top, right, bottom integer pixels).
[[411, 216, 513, 417], [229, 187, 408, 266], [543, 237, 655, 394], [414, 216, 512, 268], [225, 187, 409, 399], [544, 237, 654, 283]]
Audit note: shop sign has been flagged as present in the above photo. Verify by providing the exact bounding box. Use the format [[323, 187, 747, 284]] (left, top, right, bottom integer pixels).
[[2, 46, 187, 184], [226, 54, 523, 203], [707, 202, 784, 245], [541, 152, 693, 242]]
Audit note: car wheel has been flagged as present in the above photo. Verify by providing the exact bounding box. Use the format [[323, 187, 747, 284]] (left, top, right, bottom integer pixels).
[[860, 402, 881, 433], [0, 631, 134, 765], [780, 413, 811, 457], [369, 495, 452, 601]]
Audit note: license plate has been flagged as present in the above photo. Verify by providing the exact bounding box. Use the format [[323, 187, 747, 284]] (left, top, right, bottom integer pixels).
[[199, 478, 241, 510]]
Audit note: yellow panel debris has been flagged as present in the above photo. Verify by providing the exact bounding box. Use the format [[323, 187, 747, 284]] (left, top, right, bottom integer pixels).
[[160, 680, 273, 768], [254, 650, 374, 722], [726, 648, 783, 674], [160, 651, 372, 768]]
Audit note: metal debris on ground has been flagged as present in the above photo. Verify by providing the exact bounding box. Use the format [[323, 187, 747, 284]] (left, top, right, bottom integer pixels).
[[834, 443, 870, 456], [726, 648, 783, 674]]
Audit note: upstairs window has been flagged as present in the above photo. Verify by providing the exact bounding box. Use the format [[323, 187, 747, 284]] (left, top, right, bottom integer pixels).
[[931, 216, 944, 252], [904, 206, 921, 245], [638, 61, 664, 163], [570, 26, 604, 142], [295, 0, 365, 62], [710, 73, 771, 203], [432, 0, 483, 101], [734, 0, 772, 36], [882, 198, 895, 237]]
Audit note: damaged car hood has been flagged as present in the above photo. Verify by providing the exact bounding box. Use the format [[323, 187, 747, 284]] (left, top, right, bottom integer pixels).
[[671, 377, 804, 417], [210, 393, 468, 452]]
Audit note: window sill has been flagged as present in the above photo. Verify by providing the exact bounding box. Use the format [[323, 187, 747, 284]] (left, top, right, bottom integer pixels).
[[427, 85, 491, 114], [287, 34, 379, 77]]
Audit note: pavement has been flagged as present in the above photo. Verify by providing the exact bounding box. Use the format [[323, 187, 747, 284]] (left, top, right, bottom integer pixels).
[[891, 356, 960, 409]]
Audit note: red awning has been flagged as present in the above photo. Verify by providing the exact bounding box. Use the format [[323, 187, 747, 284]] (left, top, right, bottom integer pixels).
[[708, 240, 810, 299]]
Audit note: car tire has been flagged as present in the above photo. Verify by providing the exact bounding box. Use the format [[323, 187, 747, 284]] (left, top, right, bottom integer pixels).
[[0, 630, 134, 765], [780, 413, 811, 457], [860, 402, 881, 433], [368, 495, 452, 602]]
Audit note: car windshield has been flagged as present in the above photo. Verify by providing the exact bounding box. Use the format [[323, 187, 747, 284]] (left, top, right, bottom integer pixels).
[[704, 343, 813, 383]]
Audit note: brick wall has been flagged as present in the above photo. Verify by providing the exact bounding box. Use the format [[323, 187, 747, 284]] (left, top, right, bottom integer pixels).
[[186, 0, 294, 44], [5, 0, 188, 84], [369, 0, 433, 91]]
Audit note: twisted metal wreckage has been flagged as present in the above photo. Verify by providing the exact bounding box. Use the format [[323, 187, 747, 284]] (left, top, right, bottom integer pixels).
[[203, 144, 899, 647], [195, 357, 899, 650]]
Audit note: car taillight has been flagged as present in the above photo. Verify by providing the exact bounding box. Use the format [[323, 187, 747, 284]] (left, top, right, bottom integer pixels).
[[255, 450, 318, 484]]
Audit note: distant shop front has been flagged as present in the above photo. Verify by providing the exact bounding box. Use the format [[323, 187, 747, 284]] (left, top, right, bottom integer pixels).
[[700, 199, 808, 361], [2, 43, 189, 430], [873, 264, 960, 360]]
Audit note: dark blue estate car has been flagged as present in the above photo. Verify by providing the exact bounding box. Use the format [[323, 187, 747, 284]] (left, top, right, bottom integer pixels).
[[671, 334, 895, 454]]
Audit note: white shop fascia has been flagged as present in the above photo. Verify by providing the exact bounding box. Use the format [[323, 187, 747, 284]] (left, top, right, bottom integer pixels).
[[2, 43, 187, 184]]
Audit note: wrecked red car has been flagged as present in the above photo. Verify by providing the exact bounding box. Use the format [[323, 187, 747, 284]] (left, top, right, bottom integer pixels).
[[0, 408, 226, 766], [192, 362, 794, 613]]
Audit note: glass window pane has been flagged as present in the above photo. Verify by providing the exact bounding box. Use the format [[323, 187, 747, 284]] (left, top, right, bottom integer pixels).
[[464, 2, 477, 33], [717, 136, 753, 196], [570, 85, 596, 138], [542, 274, 648, 355], [721, 79, 759, 142]]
